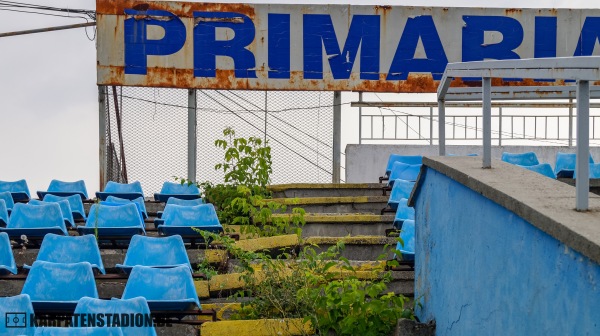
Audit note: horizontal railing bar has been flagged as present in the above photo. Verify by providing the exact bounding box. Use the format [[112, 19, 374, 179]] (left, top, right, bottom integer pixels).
[[352, 102, 600, 108]]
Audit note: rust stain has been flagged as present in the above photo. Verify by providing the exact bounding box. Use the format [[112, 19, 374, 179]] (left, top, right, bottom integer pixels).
[[97, 0, 255, 18], [504, 8, 523, 15]]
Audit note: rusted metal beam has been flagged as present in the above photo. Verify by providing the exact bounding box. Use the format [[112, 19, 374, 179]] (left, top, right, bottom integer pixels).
[[352, 101, 600, 108], [0, 22, 96, 38]]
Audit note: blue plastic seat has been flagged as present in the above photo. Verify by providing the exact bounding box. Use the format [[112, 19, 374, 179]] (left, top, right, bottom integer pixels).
[[387, 162, 421, 186], [0, 232, 17, 274], [0, 179, 30, 202], [384, 155, 422, 178], [122, 265, 201, 311], [387, 180, 415, 210], [21, 261, 98, 311], [154, 181, 201, 202], [0, 203, 68, 239], [106, 196, 148, 219], [156, 204, 223, 238], [573, 163, 600, 179], [501, 152, 539, 166], [96, 181, 144, 201], [395, 219, 415, 261], [519, 163, 556, 179], [0, 191, 15, 214], [393, 199, 415, 230], [24, 234, 105, 274], [0, 294, 36, 335], [554, 152, 595, 178], [36, 179, 89, 201], [29, 199, 75, 228], [77, 203, 145, 239], [116, 235, 191, 273], [0, 199, 8, 227], [73, 297, 157, 336], [34, 327, 124, 335], [157, 198, 206, 218], [44, 194, 87, 220]]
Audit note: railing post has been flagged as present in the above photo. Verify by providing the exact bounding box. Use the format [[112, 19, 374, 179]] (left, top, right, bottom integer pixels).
[[569, 98, 574, 147], [438, 100, 446, 156], [576, 81, 590, 211], [498, 107, 502, 146], [187, 89, 197, 182], [333, 91, 342, 183], [358, 92, 363, 144], [98, 85, 107, 191], [482, 77, 492, 168], [430, 106, 434, 145]]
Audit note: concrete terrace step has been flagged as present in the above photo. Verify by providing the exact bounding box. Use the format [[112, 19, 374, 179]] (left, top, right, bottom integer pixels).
[[268, 183, 386, 198], [269, 196, 389, 214], [269, 213, 394, 237]]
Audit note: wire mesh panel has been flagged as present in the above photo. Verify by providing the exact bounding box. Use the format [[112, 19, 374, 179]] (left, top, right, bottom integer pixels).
[[104, 87, 334, 194]]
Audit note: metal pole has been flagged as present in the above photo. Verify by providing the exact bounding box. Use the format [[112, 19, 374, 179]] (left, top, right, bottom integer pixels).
[[482, 77, 492, 168], [264, 91, 268, 143], [0, 22, 96, 38], [333, 91, 342, 183], [430, 107, 434, 145], [569, 98, 574, 147], [98, 86, 107, 191], [576, 81, 590, 211], [498, 107, 503, 147], [358, 92, 363, 144], [438, 100, 445, 156], [187, 89, 197, 182]]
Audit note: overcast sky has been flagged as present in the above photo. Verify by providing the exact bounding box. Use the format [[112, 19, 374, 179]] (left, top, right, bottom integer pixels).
[[0, 0, 596, 195]]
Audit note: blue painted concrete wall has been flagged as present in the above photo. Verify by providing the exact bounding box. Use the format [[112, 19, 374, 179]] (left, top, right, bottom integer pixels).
[[414, 168, 600, 335]]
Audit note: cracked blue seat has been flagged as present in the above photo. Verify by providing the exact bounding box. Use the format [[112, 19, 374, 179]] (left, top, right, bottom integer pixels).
[[34, 327, 123, 335], [501, 152, 539, 166], [106, 196, 148, 219], [0, 203, 67, 239], [29, 199, 75, 228], [387, 179, 415, 210], [0, 191, 15, 214], [154, 181, 201, 203], [116, 235, 191, 273], [0, 232, 17, 274], [21, 261, 98, 311], [44, 194, 87, 220], [573, 162, 600, 179], [156, 204, 223, 239], [96, 181, 144, 201], [387, 162, 421, 186], [156, 198, 205, 218], [23, 234, 105, 274], [0, 199, 8, 227], [36, 179, 89, 201], [0, 179, 30, 202], [0, 294, 36, 335], [77, 203, 145, 239], [395, 219, 415, 262], [122, 265, 201, 311], [74, 297, 157, 336], [383, 155, 422, 178], [554, 152, 595, 178], [392, 199, 415, 230], [519, 163, 556, 179]]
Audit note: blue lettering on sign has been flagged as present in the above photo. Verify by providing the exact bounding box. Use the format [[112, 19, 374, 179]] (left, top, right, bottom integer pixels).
[[268, 14, 291, 78], [303, 14, 380, 80], [124, 9, 186, 75], [387, 15, 448, 80], [462, 16, 523, 62], [574, 17, 600, 56], [535, 16, 557, 58], [193, 11, 257, 78]]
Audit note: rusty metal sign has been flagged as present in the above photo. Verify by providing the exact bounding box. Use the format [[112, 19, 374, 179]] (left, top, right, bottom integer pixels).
[[96, 1, 600, 92]]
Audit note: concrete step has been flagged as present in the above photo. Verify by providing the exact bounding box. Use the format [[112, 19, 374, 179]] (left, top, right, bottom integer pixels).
[[268, 183, 386, 198], [268, 213, 394, 237], [269, 196, 389, 214], [304, 236, 398, 261]]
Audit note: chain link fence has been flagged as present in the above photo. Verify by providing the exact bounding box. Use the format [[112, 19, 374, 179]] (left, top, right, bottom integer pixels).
[[104, 87, 334, 195]]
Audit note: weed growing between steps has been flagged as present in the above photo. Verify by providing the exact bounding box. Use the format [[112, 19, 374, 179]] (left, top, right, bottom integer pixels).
[[197, 231, 415, 336], [176, 127, 305, 238]]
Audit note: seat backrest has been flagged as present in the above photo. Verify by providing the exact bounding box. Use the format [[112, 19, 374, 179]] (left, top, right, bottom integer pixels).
[[501, 152, 539, 166], [9, 203, 67, 232], [122, 265, 200, 308], [385, 155, 423, 174], [394, 199, 415, 222], [74, 297, 157, 336], [159, 181, 200, 195], [0, 179, 30, 199], [0, 191, 15, 210], [0, 232, 17, 274], [166, 198, 205, 206], [44, 194, 85, 216], [389, 180, 416, 202], [399, 219, 415, 253], [104, 181, 143, 194], [0, 294, 36, 335], [106, 196, 146, 212], [123, 235, 191, 269], [521, 163, 556, 179], [34, 327, 124, 335], [47, 180, 89, 199], [85, 203, 144, 228], [161, 204, 220, 227], [388, 162, 421, 182], [35, 234, 104, 273], [21, 261, 98, 302], [0, 199, 8, 225], [29, 200, 74, 226], [575, 163, 600, 179], [554, 152, 595, 175]]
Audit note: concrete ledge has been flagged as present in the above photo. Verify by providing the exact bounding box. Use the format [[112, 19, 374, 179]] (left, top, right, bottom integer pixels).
[[200, 318, 313, 336], [269, 196, 389, 205], [268, 183, 383, 191], [235, 234, 300, 252], [305, 236, 397, 245], [271, 213, 394, 223], [414, 156, 600, 265]]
